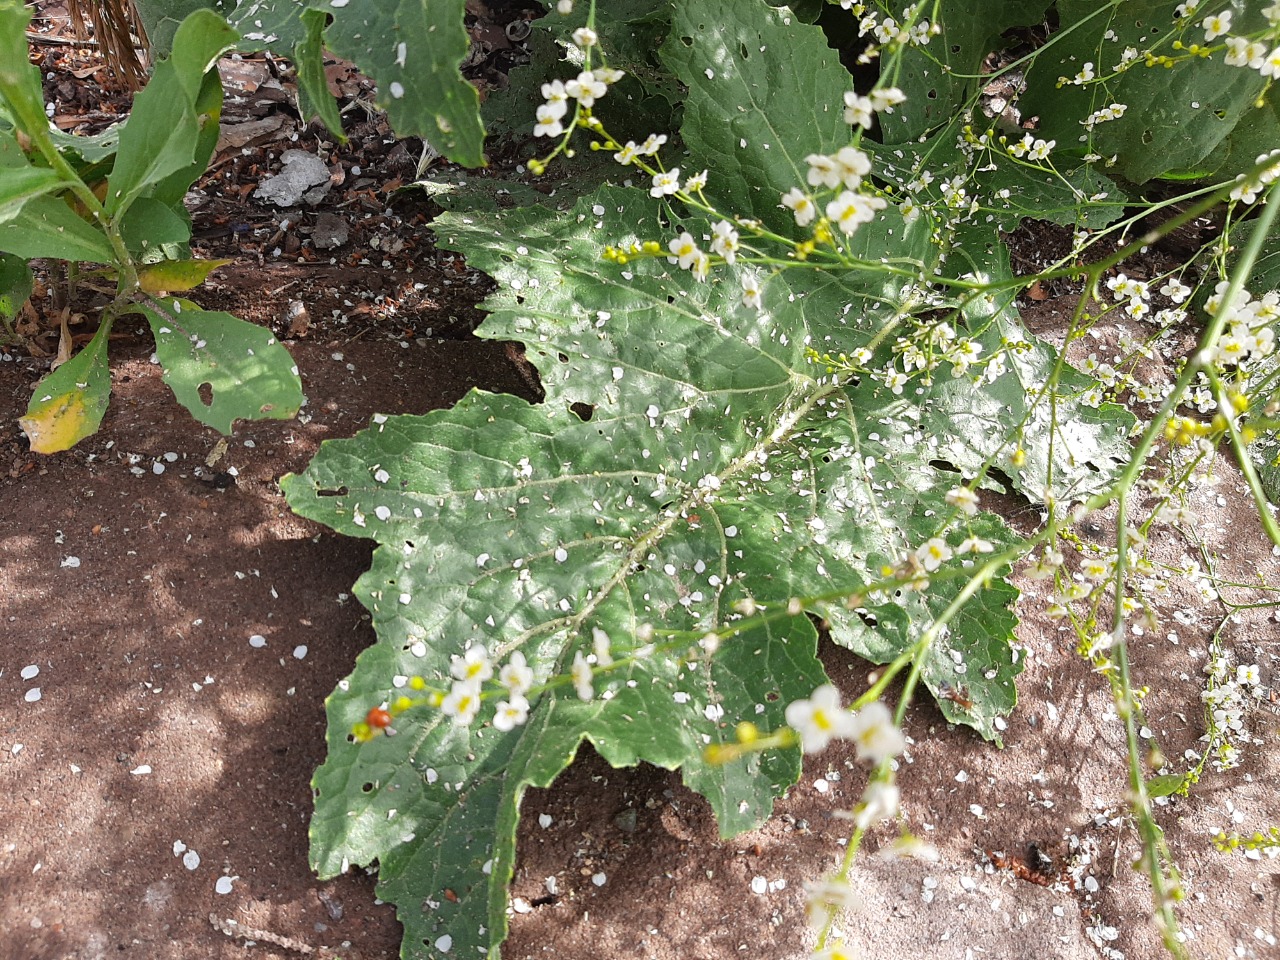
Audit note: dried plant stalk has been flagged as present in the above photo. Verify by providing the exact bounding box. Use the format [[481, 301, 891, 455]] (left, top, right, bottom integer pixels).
[[65, 0, 150, 89]]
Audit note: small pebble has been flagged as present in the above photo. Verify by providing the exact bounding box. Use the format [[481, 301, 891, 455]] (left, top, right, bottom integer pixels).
[[20, 665, 39, 680], [215, 876, 235, 895], [182, 850, 200, 871], [24, 688, 41, 703], [293, 645, 308, 660], [249, 634, 267, 648], [131, 764, 152, 775]]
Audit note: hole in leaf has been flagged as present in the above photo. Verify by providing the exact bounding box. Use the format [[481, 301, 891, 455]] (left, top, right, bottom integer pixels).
[[570, 402, 594, 421], [927, 88, 938, 100], [317, 486, 349, 497], [740, 42, 750, 59], [558, 353, 569, 363], [928, 458, 962, 476], [361, 782, 375, 793], [680, 34, 692, 46], [197, 382, 214, 407], [950, 44, 960, 53], [856, 609, 879, 627], [765, 691, 780, 702], [1141, 130, 1153, 144]]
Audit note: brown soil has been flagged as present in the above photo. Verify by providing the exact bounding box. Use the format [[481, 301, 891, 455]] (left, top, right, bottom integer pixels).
[[4, 10, 1280, 960]]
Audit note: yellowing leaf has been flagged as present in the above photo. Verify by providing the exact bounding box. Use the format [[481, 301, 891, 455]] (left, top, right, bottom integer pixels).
[[19, 321, 112, 453], [136, 258, 231, 293]]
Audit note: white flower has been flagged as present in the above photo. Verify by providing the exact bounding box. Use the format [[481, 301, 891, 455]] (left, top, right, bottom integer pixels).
[[499, 651, 533, 696], [1201, 11, 1231, 41], [638, 133, 667, 155], [1261, 47, 1280, 79], [785, 684, 859, 754], [533, 105, 564, 138], [869, 86, 906, 111], [1160, 278, 1192, 303], [451, 644, 493, 683], [915, 536, 953, 572], [613, 140, 639, 165], [958, 536, 995, 554], [853, 780, 900, 828], [667, 231, 701, 269], [592, 66, 624, 85], [571, 650, 594, 701], [684, 169, 709, 192], [690, 250, 711, 283], [541, 79, 569, 108], [847, 701, 906, 764], [572, 26, 598, 48], [945, 487, 980, 516], [1027, 138, 1055, 161], [592, 626, 614, 667], [1224, 37, 1267, 69], [1174, 1, 1200, 17], [832, 146, 872, 188], [741, 272, 763, 310], [1265, 1, 1280, 24], [806, 152, 840, 189], [492, 695, 530, 731], [826, 189, 886, 235], [441, 679, 482, 725], [711, 220, 740, 264], [565, 70, 607, 107], [843, 91, 874, 128], [556, 0, 573, 12], [782, 187, 817, 226], [650, 168, 681, 198]]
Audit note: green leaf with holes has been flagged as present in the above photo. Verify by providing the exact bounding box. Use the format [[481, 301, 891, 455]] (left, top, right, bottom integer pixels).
[[1020, 0, 1275, 183], [875, 0, 1050, 145], [131, 298, 303, 433], [230, 0, 484, 166], [281, 4, 1151, 957]]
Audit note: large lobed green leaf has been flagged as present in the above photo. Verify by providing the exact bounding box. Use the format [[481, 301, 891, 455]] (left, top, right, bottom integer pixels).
[[284, 3, 1141, 958]]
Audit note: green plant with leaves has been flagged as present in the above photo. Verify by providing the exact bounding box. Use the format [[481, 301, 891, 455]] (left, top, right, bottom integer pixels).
[[0, 1, 302, 451], [88, 0, 1268, 956]]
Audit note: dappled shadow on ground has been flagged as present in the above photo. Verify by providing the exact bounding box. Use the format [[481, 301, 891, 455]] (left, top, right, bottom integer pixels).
[[0, 327, 537, 959]]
